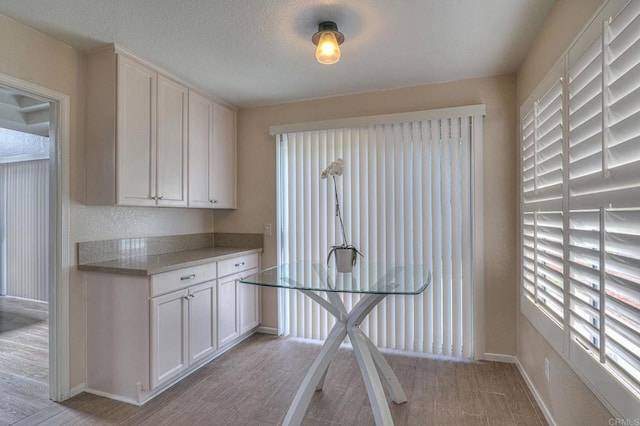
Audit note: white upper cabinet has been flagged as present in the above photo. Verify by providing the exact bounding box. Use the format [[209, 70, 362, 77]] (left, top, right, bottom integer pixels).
[[211, 102, 236, 208], [187, 91, 212, 208], [188, 90, 237, 209], [85, 45, 219, 208], [156, 75, 188, 206], [116, 54, 157, 206]]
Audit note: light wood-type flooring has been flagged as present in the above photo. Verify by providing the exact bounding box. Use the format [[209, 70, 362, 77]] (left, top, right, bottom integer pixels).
[[0, 296, 50, 425], [12, 330, 547, 426]]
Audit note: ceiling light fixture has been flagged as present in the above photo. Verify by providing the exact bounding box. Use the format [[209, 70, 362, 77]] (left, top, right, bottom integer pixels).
[[312, 21, 344, 65]]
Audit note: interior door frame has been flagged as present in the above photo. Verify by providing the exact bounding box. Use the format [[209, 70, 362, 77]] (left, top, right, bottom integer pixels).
[[0, 73, 71, 401]]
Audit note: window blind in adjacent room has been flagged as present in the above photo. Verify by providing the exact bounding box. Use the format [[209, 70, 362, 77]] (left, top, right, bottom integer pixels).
[[275, 109, 482, 357], [0, 160, 49, 301]]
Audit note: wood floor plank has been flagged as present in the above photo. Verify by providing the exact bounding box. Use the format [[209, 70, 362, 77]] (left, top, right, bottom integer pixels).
[[512, 414, 544, 426], [0, 296, 50, 425], [6, 324, 547, 426], [11, 403, 66, 426], [479, 390, 514, 425]]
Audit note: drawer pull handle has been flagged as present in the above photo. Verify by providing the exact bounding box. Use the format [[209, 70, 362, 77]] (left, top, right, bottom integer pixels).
[[180, 274, 196, 281], [235, 262, 245, 267]]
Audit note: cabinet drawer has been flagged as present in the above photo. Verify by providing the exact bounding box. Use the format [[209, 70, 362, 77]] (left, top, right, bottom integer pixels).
[[150, 263, 215, 297], [217, 254, 258, 278]]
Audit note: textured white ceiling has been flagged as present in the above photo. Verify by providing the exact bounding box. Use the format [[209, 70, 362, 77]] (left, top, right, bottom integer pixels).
[[0, 0, 556, 107]]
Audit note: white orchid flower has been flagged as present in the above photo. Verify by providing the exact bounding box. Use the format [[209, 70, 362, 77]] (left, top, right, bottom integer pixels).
[[321, 158, 344, 178]]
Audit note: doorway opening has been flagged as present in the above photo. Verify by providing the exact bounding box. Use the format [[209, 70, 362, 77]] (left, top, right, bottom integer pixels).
[[0, 87, 54, 421], [0, 73, 71, 422]]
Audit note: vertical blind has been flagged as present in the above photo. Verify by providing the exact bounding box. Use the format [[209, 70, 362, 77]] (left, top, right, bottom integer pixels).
[[277, 115, 476, 357], [0, 160, 49, 301], [520, 0, 640, 417]]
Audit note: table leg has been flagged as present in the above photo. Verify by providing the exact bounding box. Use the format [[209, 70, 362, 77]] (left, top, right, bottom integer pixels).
[[315, 368, 329, 391], [283, 322, 347, 426], [284, 291, 404, 426], [364, 335, 407, 404], [349, 327, 394, 426]]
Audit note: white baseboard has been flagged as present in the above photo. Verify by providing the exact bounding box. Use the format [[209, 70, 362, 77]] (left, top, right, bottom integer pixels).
[[69, 383, 85, 398], [84, 387, 142, 406], [481, 352, 516, 363], [256, 326, 278, 335], [515, 358, 556, 426]]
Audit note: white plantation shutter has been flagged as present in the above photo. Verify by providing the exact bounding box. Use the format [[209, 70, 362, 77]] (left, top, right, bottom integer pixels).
[[522, 0, 640, 418], [603, 4, 640, 386], [521, 111, 535, 204], [522, 212, 536, 302], [521, 65, 565, 329], [276, 109, 482, 357], [535, 80, 564, 205], [604, 210, 640, 390], [535, 212, 565, 324], [568, 0, 640, 408], [568, 209, 602, 352], [567, 22, 606, 359]]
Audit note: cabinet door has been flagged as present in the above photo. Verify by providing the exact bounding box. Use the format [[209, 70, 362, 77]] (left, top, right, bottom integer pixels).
[[116, 54, 156, 206], [187, 91, 213, 208], [239, 274, 260, 334], [188, 281, 217, 364], [211, 102, 236, 208], [217, 276, 239, 347], [156, 75, 188, 207], [150, 288, 189, 389]]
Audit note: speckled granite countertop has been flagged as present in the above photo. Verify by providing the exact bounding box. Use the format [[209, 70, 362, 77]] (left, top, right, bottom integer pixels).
[[78, 247, 262, 276]]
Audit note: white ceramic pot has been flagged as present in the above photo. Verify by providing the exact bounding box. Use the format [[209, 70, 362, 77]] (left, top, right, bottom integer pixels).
[[334, 248, 355, 273]]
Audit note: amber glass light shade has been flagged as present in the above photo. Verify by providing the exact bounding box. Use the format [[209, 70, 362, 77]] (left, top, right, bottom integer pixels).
[[315, 31, 341, 64], [312, 21, 344, 65]]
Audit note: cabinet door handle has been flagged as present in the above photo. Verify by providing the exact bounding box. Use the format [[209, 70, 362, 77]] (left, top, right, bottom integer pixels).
[[234, 262, 245, 267], [213, 199, 219, 204], [151, 196, 156, 200], [158, 195, 164, 200], [189, 294, 195, 298], [183, 296, 189, 301], [180, 274, 196, 281]]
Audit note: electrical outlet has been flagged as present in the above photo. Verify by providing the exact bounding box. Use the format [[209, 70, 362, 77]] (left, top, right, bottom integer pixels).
[[263, 223, 272, 236], [545, 358, 550, 382]]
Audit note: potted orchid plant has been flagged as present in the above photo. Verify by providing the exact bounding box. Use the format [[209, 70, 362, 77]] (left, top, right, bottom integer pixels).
[[321, 158, 362, 272]]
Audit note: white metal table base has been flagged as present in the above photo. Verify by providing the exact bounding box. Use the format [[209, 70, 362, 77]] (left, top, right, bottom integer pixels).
[[283, 290, 407, 426]]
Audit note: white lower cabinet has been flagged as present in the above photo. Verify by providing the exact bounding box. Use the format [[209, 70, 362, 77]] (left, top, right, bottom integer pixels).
[[188, 281, 217, 364], [150, 280, 217, 390], [85, 252, 260, 405], [150, 288, 189, 389], [217, 275, 239, 347], [217, 267, 259, 348], [216, 253, 260, 348], [239, 282, 260, 334]]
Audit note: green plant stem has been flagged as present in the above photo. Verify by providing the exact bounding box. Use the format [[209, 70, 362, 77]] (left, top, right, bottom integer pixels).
[[332, 175, 347, 246]]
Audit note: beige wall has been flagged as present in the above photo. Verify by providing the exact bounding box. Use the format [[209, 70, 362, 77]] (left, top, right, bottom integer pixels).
[[216, 74, 519, 356], [0, 14, 214, 389], [515, 0, 612, 423]]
